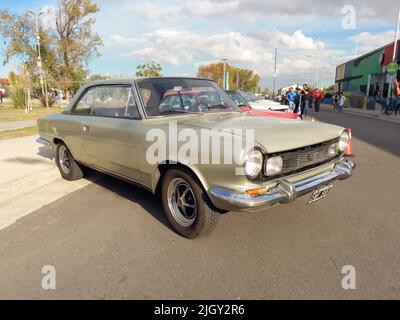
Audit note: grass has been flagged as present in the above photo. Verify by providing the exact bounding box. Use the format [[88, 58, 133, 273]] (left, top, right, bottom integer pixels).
[[0, 98, 64, 123], [0, 126, 38, 140]]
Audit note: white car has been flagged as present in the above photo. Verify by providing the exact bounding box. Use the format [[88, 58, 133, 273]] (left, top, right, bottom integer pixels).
[[249, 99, 290, 112], [241, 92, 290, 111]]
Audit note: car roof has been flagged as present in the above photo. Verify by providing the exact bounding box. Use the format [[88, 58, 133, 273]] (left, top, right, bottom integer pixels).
[[85, 77, 215, 87]]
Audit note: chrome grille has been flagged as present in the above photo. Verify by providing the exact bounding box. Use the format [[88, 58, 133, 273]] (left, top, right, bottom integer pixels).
[[280, 139, 339, 174]]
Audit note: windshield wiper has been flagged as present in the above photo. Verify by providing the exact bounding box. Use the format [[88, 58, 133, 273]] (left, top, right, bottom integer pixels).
[[207, 104, 231, 110], [159, 110, 201, 115]]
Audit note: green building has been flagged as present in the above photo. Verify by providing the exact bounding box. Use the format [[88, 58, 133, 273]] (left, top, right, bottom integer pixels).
[[335, 40, 400, 107]]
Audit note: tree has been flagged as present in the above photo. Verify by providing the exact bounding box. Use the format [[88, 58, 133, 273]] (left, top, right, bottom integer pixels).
[[135, 61, 162, 77], [0, 0, 102, 101], [55, 0, 103, 93], [0, 9, 57, 94], [197, 62, 260, 92], [87, 74, 111, 82]]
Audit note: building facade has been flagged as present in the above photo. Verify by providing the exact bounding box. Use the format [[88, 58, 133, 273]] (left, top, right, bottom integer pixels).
[[335, 40, 400, 100]]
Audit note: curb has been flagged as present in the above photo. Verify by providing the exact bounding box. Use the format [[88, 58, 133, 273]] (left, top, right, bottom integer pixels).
[[320, 104, 400, 124]]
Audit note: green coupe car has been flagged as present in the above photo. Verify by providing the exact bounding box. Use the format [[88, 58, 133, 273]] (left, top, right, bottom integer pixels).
[[37, 77, 355, 238]]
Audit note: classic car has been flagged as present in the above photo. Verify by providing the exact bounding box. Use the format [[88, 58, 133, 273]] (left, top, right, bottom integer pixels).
[[241, 92, 290, 111], [37, 77, 355, 239], [225, 90, 299, 120]]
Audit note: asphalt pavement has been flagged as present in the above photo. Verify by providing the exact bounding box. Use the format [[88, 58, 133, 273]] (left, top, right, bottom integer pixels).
[[0, 109, 399, 299]]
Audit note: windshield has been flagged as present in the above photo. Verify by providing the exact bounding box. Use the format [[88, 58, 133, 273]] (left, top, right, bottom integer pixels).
[[226, 91, 249, 106], [137, 78, 239, 117]]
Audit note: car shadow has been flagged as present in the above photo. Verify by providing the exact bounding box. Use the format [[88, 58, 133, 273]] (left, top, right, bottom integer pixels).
[[3, 156, 48, 164], [83, 168, 173, 232], [37, 146, 55, 160]]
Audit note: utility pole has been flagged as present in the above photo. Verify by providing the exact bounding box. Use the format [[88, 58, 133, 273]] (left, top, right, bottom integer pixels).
[[354, 36, 359, 58], [387, 7, 400, 107], [273, 48, 277, 97], [28, 10, 49, 109], [221, 57, 228, 90], [236, 71, 239, 91]]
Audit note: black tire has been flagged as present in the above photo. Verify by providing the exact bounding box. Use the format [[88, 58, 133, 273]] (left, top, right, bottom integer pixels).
[[55, 142, 84, 181], [161, 168, 220, 239]]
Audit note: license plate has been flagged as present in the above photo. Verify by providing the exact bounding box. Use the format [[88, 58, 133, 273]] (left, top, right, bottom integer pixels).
[[307, 184, 333, 205]]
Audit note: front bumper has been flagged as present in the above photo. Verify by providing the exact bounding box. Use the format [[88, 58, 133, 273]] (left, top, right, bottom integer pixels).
[[209, 159, 355, 211], [36, 137, 52, 148]]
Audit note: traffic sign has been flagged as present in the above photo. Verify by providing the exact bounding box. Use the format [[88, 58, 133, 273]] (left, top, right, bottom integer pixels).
[[387, 62, 399, 75]]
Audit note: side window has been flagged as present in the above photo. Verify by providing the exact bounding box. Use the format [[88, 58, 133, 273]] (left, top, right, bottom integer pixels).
[[72, 88, 95, 115], [92, 86, 131, 118], [126, 89, 140, 119]]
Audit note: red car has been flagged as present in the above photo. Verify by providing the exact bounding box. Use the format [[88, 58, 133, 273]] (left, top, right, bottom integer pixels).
[[225, 91, 299, 120]]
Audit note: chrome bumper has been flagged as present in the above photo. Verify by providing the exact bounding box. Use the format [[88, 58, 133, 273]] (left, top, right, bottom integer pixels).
[[36, 137, 52, 148], [209, 160, 355, 211]]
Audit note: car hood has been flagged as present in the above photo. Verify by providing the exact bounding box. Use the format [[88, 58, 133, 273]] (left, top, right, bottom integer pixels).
[[177, 113, 344, 153]]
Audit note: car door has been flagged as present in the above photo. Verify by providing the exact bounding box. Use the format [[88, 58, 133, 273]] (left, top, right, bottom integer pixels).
[[65, 87, 97, 164], [81, 85, 144, 182]]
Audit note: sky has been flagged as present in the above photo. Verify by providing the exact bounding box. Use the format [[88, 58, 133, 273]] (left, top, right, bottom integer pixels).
[[0, 0, 399, 90]]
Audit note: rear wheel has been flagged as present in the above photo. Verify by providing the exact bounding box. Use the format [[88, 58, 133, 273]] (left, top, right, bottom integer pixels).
[[161, 168, 220, 239], [55, 142, 84, 181]]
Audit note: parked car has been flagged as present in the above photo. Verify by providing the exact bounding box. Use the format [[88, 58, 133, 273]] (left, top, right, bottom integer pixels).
[[226, 90, 299, 120], [241, 92, 290, 111], [37, 77, 355, 239]]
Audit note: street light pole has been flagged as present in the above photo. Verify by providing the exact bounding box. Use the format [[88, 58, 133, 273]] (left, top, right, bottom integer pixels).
[[28, 10, 49, 109], [273, 48, 277, 97], [221, 57, 227, 90], [386, 7, 400, 107]]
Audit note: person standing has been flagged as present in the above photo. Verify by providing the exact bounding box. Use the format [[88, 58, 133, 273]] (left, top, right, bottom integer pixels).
[[300, 84, 310, 118], [374, 82, 380, 99], [286, 87, 297, 111], [0, 88, 4, 105], [394, 79, 400, 115], [338, 92, 346, 112], [293, 87, 301, 114], [313, 89, 324, 112], [332, 92, 339, 112]]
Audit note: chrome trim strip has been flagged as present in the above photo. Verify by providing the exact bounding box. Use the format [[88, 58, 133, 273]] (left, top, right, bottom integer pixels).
[[209, 160, 355, 209]]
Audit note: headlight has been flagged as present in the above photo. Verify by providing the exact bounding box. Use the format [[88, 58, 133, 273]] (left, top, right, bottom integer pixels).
[[244, 150, 263, 178], [265, 156, 283, 176], [339, 131, 349, 152]]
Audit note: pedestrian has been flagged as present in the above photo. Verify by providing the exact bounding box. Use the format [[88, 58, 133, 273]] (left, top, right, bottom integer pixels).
[[332, 92, 339, 112], [286, 87, 297, 111], [374, 82, 380, 99], [338, 92, 346, 112], [300, 84, 310, 118], [394, 79, 400, 115], [313, 88, 324, 112], [293, 87, 301, 114], [0, 88, 3, 105]]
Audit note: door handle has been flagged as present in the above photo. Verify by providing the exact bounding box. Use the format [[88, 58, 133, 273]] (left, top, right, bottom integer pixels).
[[83, 124, 90, 132]]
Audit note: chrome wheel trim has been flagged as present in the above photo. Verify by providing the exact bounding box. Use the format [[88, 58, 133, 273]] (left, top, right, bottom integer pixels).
[[167, 177, 197, 227], [58, 145, 71, 174]]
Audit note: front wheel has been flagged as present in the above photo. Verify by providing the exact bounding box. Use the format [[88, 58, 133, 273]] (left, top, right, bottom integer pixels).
[[161, 168, 220, 239]]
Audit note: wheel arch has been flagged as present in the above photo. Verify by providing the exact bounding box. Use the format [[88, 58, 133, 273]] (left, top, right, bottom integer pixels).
[[152, 162, 209, 196]]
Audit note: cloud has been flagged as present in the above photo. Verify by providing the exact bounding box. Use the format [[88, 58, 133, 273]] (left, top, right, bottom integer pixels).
[[126, 0, 399, 23], [347, 30, 396, 55], [248, 29, 325, 51], [108, 27, 342, 87]]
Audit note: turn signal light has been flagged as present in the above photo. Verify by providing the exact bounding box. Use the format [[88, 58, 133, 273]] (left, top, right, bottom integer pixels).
[[246, 187, 267, 197]]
